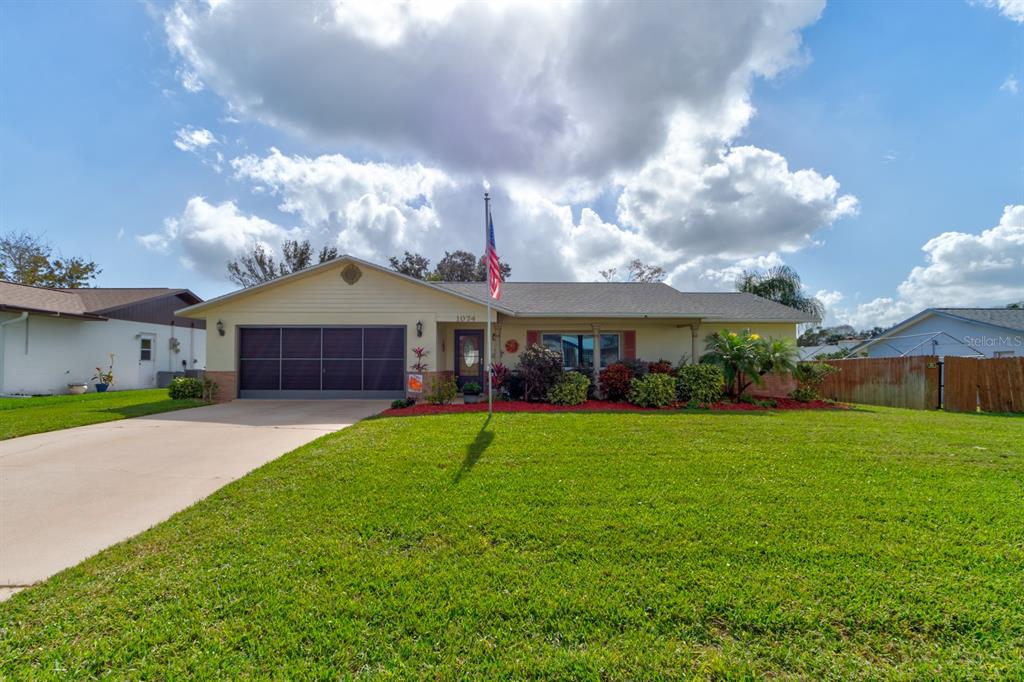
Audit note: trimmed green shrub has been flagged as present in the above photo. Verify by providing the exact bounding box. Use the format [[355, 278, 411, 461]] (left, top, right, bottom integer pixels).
[[598, 363, 633, 401], [168, 377, 203, 400], [425, 375, 458, 405], [462, 382, 481, 396], [516, 344, 565, 402], [628, 373, 677, 408], [647, 359, 675, 375], [619, 358, 649, 377], [676, 364, 724, 405], [503, 370, 526, 400], [790, 386, 819, 402], [547, 372, 590, 406], [390, 397, 415, 409], [791, 361, 840, 402]]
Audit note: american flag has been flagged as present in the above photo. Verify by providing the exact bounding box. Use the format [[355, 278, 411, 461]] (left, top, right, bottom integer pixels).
[[487, 212, 502, 300]]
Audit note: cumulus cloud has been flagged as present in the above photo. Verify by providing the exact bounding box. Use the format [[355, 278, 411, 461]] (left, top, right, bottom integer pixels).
[[173, 126, 217, 152], [835, 206, 1024, 328], [164, 0, 823, 180], [618, 141, 858, 259], [149, 1, 859, 289], [1000, 74, 1020, 94], [973, 0, 1024, 23], [138, 196, 300, 275]]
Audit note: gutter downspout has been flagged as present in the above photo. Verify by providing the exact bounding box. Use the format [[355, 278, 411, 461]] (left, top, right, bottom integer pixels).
[[0, 312, 29, 395]]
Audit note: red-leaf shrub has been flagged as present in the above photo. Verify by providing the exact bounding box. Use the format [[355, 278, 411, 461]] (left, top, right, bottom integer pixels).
[[647, 359, 675, 375], [599, 363, 633, 401]]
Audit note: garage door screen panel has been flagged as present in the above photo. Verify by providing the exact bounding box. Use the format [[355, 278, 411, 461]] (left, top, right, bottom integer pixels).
[[238, 326, 405, 397]]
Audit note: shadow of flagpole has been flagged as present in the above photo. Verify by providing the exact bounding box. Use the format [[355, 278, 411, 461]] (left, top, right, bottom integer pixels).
[[453, 413, 494, 484]]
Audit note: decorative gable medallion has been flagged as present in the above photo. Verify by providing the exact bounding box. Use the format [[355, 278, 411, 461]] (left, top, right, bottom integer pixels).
[[340, 263, 362, 285]]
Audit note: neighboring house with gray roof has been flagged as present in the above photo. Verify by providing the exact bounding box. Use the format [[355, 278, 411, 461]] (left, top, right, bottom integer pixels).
[[0, 282, 206, 395], [848, 308, 1024, 359], [177, 255, 815, 401]]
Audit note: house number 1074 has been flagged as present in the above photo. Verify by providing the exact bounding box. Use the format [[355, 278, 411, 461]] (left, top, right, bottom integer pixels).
[[456, 315, 476, 322]]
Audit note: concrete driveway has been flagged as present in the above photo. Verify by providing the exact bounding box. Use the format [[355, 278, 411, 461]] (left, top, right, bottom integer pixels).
[[0, 399, 386, 600]]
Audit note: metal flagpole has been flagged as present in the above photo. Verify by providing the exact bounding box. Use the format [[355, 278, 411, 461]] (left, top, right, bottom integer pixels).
[[484, 191, 493, 415]]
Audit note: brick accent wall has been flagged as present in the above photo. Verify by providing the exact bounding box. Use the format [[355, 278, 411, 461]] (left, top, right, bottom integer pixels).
[[205, 370, 237, 403], [751, 372, 797, 399]]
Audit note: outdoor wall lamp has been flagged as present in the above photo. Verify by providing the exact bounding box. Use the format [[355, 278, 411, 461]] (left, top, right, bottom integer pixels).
[[416, 320, 423, 337], [216, 320, 225, 336]]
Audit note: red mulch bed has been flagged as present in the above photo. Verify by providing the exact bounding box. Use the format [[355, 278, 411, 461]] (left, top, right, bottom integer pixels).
[[381, 397, 846, 417]]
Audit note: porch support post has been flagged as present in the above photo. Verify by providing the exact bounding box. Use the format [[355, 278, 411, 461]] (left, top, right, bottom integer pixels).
[[591, 324, 601, 390], [692, 317, 700, 360], [691, 321, 701, 364]]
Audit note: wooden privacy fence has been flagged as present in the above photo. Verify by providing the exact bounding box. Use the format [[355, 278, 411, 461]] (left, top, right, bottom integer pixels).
[[815, 355, 1024, 412], [943, 356, 1024, 413], [818, 356, 940, 410]]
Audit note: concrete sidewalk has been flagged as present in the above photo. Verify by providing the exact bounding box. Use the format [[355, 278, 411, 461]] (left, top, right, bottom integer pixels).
[[0, 399, 385, 600]]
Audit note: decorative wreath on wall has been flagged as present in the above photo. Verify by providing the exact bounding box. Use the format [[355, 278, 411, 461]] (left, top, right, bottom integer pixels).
[[504, 339, 519, 353]]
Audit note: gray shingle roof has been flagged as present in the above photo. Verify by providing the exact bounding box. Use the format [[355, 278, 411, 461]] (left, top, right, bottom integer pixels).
[[434, 282, 818, 321], [935, 308, 1024, 332]]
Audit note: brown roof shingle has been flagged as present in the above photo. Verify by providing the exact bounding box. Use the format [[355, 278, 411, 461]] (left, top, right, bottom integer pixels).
[[1, 283, 198, 318]]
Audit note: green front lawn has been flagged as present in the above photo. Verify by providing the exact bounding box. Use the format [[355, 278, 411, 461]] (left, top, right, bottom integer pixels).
[[0, 389, 207, 440], [1, 408, 1022, 677]]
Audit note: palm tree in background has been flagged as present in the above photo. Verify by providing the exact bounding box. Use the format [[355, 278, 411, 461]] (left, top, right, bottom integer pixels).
[[735, 265, 824, 320]]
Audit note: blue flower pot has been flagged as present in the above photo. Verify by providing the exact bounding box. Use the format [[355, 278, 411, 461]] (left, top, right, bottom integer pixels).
[[95, 383, 109, 393]]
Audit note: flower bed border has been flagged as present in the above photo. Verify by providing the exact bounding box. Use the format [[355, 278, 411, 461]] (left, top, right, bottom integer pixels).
[[381, 397, 846, 417]]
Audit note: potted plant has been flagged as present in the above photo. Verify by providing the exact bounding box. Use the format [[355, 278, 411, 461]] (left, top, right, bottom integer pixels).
[[67, 382, 88, 395], [91, 354, 115, 393], [462, 381, 482, 404]]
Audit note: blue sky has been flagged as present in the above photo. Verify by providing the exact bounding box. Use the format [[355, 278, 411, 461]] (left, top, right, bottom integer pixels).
[[1, 1, 1021, 328]]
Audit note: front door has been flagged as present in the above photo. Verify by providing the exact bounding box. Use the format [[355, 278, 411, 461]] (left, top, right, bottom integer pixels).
[[454, 330, 484, 389], [138, 333, 156, 387]]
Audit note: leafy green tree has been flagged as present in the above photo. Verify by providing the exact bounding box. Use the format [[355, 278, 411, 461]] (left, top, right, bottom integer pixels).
[[388, 251, 432, 279], [226, 239, 336, 287], [474, 254, 512, 282], [0, 231, 101, 288], [626, 259, 666, 283], [389, 249, 511, 282], [599, 260, 666, 283], [433, 250, 479, 281], [736, 265, 824, 320]]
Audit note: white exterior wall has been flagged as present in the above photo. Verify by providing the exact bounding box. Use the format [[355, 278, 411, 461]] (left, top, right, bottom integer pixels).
[[0, 312, 207, 395], [863, 315, 1022, 358]]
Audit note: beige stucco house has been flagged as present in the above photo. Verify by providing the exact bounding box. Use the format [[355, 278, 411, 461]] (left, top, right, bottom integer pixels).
[[177, 255, 815, 401]]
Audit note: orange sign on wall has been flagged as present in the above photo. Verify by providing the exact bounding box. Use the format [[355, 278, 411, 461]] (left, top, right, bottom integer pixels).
[[407, 373, 424, 393]]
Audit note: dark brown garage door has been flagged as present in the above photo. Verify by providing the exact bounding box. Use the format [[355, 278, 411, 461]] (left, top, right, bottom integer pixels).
[[238, 326, 406, 398]]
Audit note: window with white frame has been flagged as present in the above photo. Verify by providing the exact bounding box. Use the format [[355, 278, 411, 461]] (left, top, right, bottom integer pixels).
[[139, 336, 153, 362], [541, 333, 620, 370]]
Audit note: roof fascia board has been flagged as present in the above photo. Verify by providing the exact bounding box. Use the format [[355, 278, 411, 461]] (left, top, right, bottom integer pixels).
[[0, 305, 107, 321], [177, 256, 514, 317], [507, 312, 722, 319]]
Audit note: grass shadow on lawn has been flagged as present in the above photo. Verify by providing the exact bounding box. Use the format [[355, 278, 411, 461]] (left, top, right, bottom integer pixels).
[[453, 414, 494, 484]]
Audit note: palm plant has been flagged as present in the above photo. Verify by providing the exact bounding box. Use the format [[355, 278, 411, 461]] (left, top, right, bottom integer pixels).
[[701, 331, 799, 398], [735, 265, 824, 320], [700, 331, 760, 398], [758, 338, 798, 377]]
